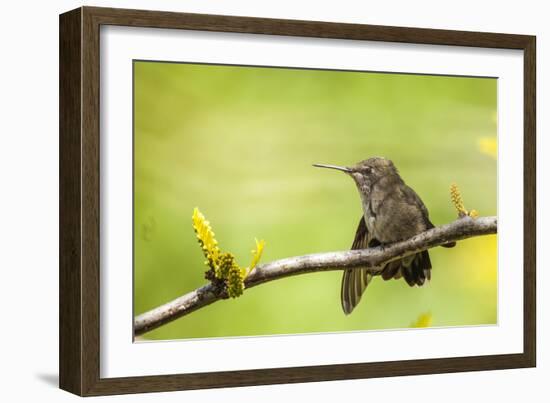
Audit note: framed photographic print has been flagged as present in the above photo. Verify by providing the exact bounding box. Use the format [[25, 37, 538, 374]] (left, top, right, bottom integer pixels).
[[59, 6, 536, 396]]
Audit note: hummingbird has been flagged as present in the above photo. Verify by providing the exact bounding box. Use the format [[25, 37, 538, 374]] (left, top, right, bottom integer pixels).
[[313, 157, 455, 314]]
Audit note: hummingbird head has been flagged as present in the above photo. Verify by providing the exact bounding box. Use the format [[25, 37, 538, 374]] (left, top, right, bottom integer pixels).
[[313, 157, 398, 189]]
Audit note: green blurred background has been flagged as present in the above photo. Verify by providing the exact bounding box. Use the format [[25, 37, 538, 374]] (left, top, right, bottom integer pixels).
[[133, 61, 497, 341]]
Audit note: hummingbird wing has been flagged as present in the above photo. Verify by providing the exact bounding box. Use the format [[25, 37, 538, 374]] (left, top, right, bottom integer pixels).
[[402, 184, 434, 227], [402, 184, 456, 248], [379, 185, 446, 285], [340, 216, 376, 314]]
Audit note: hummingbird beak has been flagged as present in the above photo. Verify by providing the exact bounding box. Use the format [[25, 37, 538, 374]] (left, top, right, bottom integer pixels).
[[312, 163, 352, 173]]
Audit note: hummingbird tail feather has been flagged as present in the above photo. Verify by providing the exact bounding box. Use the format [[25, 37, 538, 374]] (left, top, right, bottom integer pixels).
[[379, 250, 432, 286], [398, 250, 432, 286], [381, 260, 401, 280]]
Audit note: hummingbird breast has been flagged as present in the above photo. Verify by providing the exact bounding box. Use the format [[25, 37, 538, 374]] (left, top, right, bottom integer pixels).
[[360, 178, 431, 244]]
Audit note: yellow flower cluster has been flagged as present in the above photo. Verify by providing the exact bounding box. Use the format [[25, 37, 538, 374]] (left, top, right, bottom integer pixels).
[[450, 184, 478, 218], [411, 312, 433, 328], [478, 137, 497, 160], [217, 252, 235, 280], [192, 208, 220, 272], [227, 263, 246, 298], [192, 208, 266, 298]]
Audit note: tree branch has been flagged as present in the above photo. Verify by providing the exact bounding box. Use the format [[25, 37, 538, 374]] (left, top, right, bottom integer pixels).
[[134, 216, 496, 336]]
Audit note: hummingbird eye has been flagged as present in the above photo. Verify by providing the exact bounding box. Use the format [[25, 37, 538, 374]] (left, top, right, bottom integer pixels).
[[364, 167, 373, 175]]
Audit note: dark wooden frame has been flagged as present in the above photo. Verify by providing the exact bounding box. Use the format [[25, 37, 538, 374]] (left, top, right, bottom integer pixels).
[[59, 6, 536, 396]]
